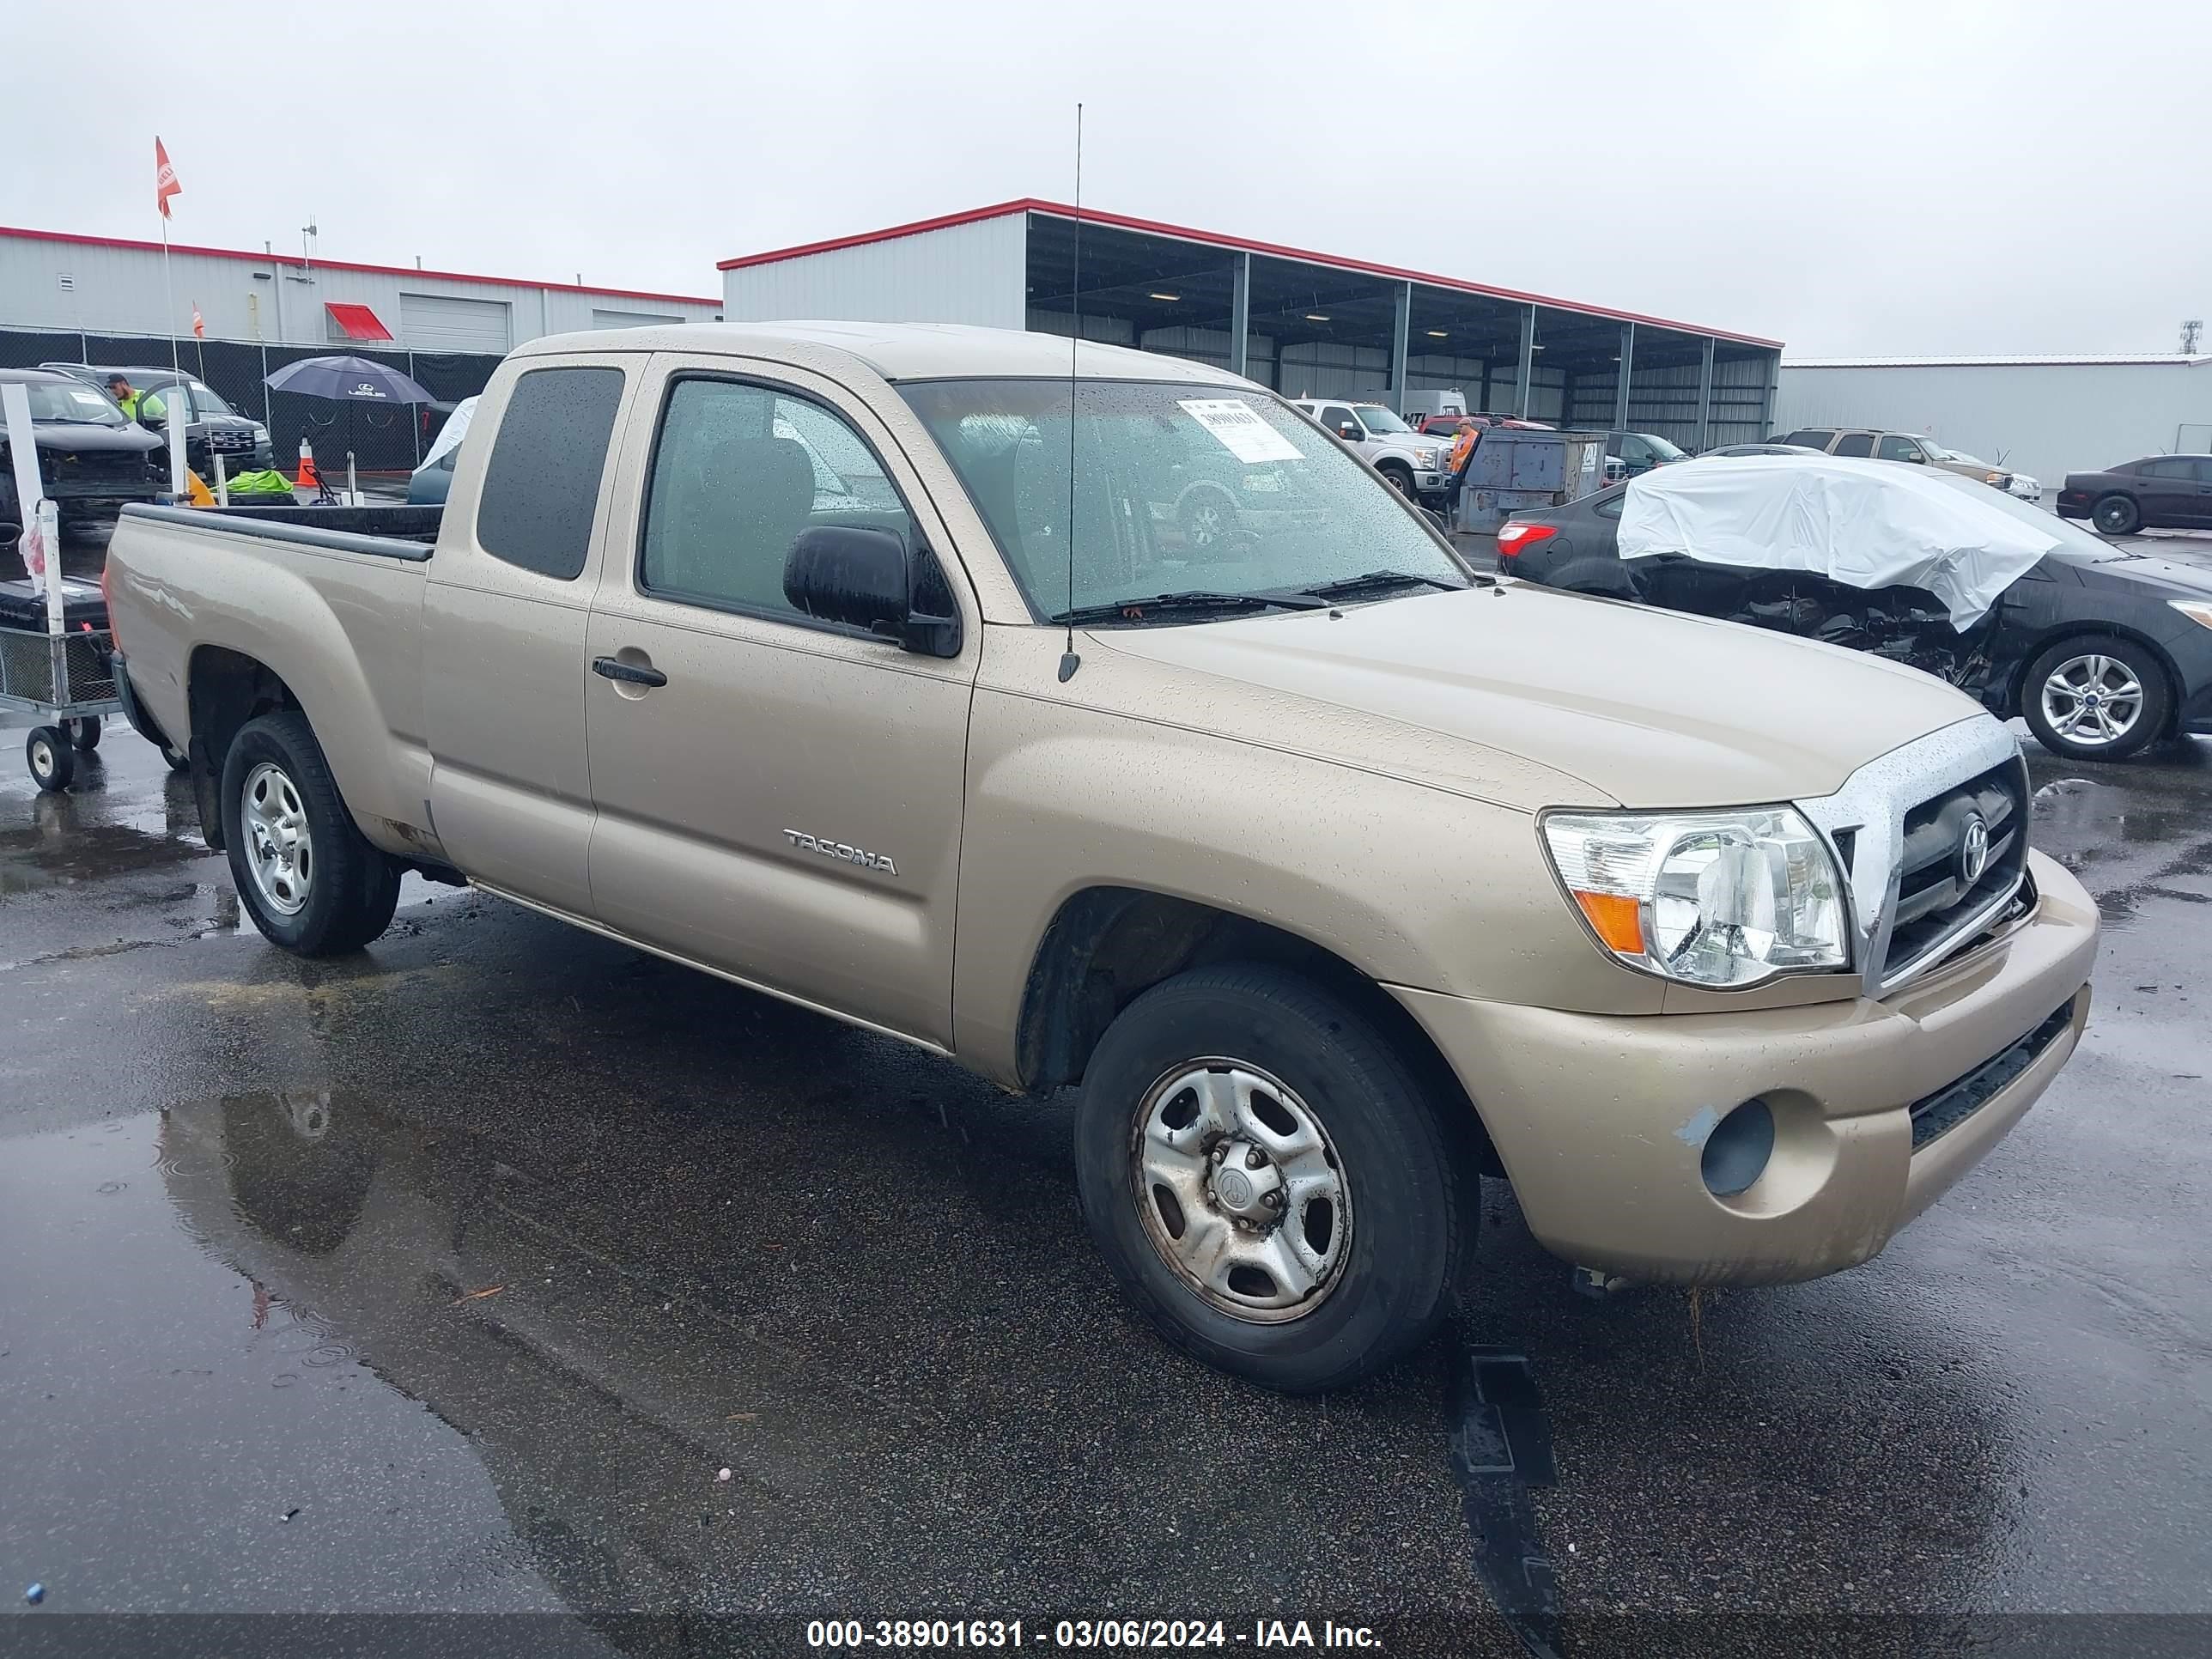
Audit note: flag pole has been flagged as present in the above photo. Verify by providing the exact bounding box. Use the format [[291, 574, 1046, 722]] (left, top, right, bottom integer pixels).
[[156, 142, 187, 502]]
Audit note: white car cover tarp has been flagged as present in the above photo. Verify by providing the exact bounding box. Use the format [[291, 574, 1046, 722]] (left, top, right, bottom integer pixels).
[[418, 396, 477, 471], [1617, 454, 2059, 629]]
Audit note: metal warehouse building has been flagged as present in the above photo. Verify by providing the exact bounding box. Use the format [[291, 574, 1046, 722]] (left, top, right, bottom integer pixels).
[[0, 225, 722, 355], [721, 199, 1784, 452], [1776, 355, 2212, 490]]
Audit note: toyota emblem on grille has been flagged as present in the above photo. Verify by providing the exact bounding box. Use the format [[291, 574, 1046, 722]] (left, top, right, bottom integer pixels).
[[1958, 814, 1990, 885]]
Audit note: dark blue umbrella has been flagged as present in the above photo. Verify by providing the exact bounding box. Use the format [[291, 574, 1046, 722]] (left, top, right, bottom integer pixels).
[[264, 354, 434, 404]]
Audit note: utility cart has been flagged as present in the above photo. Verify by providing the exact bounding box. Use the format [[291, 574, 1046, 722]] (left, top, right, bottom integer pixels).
[[1, 572, 121, 793]]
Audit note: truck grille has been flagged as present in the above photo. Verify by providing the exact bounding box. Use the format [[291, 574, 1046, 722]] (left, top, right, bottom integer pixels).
[[205, 430, 256, 453], [1881, 756, 2030, 983]]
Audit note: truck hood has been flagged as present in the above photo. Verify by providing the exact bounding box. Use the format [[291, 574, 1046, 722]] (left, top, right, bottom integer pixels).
[[27, 423, 162, 455], [1094, 583, 1991, 811]]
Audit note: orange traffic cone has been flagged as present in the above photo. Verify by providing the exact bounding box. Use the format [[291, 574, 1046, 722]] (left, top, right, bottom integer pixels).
[[295, 441, 319, 490]]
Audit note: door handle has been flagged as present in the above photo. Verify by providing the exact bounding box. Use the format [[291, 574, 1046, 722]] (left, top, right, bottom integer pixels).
[[591, 655, 667, 688]]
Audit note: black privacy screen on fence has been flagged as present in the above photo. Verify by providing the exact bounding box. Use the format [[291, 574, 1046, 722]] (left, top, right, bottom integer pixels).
[[0, 329, 501, 474]]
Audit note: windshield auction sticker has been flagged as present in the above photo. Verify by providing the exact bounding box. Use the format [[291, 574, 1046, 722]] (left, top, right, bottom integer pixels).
[[1177, 398, 1304, 464]]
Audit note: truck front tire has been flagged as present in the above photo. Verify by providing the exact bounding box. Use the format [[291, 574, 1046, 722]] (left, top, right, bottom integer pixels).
[[219, 710, 401, 956], [1073, 963, 1474, 1393]]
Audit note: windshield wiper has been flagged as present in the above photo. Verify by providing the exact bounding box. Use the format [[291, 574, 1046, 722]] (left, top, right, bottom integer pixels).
[[1049, 589, 1328, 625], [1300, 568, 1471, 600]]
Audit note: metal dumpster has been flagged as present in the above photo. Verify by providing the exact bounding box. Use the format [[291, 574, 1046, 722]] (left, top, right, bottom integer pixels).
[[1455, 429, 1607, 532]]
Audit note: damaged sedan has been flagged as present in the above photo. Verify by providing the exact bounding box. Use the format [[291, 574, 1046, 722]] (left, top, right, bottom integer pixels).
[[1498, 454, 2212, 761]]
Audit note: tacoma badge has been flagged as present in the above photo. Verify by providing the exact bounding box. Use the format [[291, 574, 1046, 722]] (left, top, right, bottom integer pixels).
[[782, 830, 897, 876]]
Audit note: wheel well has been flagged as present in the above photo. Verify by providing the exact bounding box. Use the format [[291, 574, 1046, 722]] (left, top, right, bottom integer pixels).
[[2004, 623, 2184, 732], [185, 646, 300, 849], [1376, 457, 1413, 476], [1015, 887, 1504, 1176]]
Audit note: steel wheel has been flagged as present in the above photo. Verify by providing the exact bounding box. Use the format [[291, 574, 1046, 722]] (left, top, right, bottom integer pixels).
[[1130, 1059, 1352, 1323], [240, 760, 315, 916], [2039, 652, 2145, 748]]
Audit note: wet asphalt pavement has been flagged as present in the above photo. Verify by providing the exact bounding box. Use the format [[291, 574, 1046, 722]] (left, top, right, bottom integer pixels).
[[3, 544, 2211, 1658]]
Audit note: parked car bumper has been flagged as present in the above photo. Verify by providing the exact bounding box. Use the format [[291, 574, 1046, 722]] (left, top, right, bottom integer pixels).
[[1391, 849, 2098, 1285]]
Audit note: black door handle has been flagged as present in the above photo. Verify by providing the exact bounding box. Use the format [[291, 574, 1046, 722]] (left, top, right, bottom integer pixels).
[[591, 656, 667, 688]]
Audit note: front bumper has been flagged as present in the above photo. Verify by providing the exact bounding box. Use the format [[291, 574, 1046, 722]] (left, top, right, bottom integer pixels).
[[1394, 848, 2098, 1285]]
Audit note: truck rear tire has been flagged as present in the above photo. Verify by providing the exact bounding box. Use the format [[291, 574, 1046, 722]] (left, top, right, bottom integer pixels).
[[1073, 963, 1474, 1393], [219, 709, 401, 956]]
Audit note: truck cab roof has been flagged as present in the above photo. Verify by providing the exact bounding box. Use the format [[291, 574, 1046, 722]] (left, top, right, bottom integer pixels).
[[510, 320, 1254, 388]]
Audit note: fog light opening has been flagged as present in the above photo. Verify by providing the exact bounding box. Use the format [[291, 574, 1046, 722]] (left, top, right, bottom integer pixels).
[[1700, 1098, 1776, 1197]]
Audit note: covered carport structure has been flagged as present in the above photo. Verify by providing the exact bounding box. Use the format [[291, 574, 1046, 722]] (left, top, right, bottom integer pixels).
[[720, 200, 1783, 451]]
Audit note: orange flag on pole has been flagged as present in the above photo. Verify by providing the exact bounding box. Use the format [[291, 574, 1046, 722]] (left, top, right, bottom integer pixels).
[[191, 301, 205, 339], [155, 137, 181, 217]]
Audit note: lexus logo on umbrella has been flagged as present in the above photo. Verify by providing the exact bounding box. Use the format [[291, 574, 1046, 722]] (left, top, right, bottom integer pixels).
[[350, 382, 387, 398], [1958, 814, 1990, 885]]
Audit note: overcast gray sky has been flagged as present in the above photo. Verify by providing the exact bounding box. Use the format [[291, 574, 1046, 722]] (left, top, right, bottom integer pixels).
[[2, 0, 2203, 356]]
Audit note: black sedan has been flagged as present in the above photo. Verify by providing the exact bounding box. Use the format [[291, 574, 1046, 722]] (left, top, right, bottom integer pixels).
[[2056, 454, 2212, 535], [1498, 470, 2212, 761]]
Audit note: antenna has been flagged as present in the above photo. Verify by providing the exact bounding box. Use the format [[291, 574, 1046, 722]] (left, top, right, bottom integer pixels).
[[1057, 101, 1084, 684]]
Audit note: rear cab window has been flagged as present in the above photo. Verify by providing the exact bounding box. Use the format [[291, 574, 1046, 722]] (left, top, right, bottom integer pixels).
[[475, 365, 627, 580]]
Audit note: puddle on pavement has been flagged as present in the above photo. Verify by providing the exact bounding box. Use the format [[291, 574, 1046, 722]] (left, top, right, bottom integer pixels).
[[0, 775, 211, 893]]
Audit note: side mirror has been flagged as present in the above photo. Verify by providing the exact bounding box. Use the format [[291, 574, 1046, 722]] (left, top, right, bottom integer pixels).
[[1336, 423, 1360, 441], [783, 525, 961, 658]]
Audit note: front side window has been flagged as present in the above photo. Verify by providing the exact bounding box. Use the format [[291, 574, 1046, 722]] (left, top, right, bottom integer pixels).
[[1318, 404, 1359, 437], [1875, 434, 1923, 462], [640, 377, 915, 621], [1832, 433, 1875, 458], [898, 378, 1467, 622]]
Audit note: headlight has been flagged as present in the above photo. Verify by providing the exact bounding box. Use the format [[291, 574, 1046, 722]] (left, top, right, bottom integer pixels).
[[2171, 601, 2212, 633], [1541, 807, 1848, 986], [1413, 447, 1438, 466]]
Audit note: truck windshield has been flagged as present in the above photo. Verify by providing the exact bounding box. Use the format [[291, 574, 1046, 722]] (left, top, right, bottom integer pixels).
[[900, 378, 1468, 621], [22, 382, 128, 425], [1351, 404, 1413, 434]]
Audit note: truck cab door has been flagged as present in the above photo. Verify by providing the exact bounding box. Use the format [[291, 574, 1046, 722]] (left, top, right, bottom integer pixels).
[[580, 355, 980, 1048], [422, 356, 635, 918]]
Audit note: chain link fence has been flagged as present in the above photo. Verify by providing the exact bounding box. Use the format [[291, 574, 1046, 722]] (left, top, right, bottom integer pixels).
[[0, 325, 501, 476]]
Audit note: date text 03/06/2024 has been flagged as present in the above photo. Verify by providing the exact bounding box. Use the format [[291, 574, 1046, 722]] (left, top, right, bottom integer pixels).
[[804, 1619, 1384, 1649]]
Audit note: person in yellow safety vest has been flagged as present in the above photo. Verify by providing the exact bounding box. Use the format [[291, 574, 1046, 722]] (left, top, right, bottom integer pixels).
[[106, 374, 167, 424]]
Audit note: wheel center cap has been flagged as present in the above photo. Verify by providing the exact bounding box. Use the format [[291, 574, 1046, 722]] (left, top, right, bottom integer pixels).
[[1208, 1139, 1285, 1223]]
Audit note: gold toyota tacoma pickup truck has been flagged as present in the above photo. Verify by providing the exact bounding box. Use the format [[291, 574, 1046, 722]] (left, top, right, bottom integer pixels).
[[101, 324, 2098, 1392]]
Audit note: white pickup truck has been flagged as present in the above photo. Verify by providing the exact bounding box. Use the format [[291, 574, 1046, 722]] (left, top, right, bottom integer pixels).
[[1287, 398, 1451, 502]]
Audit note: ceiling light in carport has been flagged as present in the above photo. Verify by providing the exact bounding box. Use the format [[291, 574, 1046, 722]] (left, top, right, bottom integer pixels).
[[1148, 292, 1179, 301], [1426, 330, 1449, 338], [1305, 313, 1329, 322]]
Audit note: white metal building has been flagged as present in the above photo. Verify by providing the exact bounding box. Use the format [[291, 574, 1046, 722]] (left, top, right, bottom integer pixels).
[[1775, 355, 2212, 489], [720, 200, 1785, 451], [0, 224, 721, 354]]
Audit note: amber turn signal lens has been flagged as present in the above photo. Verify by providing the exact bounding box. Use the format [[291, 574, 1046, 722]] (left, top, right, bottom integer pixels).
[[1571, 890, 1644, 953]]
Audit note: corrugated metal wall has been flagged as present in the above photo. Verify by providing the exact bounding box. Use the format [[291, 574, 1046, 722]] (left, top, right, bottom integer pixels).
[[1775, 362, 2212, 487], [1565, 353, 1774, 448], [720, 215, 1029, 327], [0, 233, 718, 350]]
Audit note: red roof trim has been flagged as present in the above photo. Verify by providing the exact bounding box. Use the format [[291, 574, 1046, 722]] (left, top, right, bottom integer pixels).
[[323, 301, 394, 342], [0, 224, 720, 308], [717, 197, 1783, 350]]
